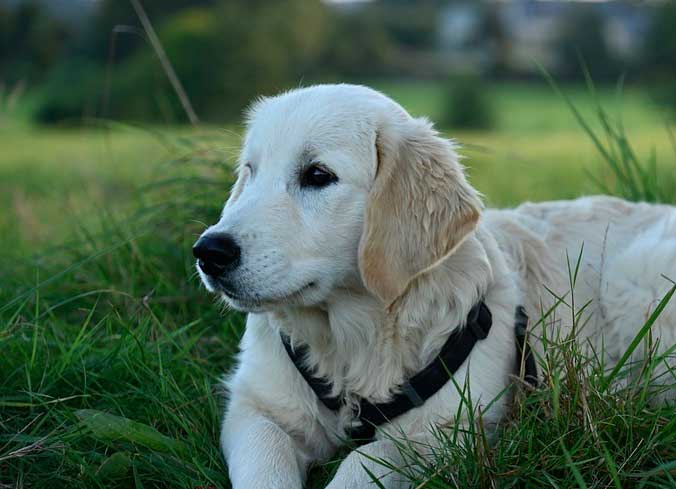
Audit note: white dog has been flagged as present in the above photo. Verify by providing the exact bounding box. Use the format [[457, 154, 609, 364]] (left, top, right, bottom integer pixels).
[[193, 84, 676, 488]]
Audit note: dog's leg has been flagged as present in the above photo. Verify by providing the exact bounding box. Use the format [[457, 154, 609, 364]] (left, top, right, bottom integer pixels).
[[222, 400, 310, 489], [325, 436, 432, 489]]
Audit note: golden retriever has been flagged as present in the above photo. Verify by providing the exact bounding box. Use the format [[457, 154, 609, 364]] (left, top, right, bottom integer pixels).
[[193, 84, 676, 488]]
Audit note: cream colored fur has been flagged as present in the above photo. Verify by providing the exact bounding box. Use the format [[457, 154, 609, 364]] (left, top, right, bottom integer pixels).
[[195, 84, 676, 489]]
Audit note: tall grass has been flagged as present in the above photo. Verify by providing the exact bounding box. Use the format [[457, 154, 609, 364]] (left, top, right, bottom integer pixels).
[[542, 67, 676, 204], [0, 128, 243, 488]]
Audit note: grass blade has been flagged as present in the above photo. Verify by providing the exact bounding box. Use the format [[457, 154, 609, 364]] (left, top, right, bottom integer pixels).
[[602, 283, 676, 391], [75, 409, 189, 457]]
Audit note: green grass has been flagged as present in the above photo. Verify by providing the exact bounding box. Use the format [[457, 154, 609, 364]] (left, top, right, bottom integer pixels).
[[1, 127, 239, 488], [1, 81, 675, 488], [372, 80, 670, 134]]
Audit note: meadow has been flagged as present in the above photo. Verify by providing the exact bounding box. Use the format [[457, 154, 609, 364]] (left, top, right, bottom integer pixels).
[[1, 81, 675, 488]]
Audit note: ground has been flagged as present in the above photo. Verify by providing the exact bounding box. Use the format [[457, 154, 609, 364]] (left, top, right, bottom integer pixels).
[[1, 82, 674, 488]]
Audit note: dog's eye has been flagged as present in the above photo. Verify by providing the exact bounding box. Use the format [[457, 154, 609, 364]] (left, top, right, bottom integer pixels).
[[300, 164, 338, 188]]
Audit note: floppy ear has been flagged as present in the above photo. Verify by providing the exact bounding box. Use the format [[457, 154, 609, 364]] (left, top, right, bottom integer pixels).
[[358, 117, 482, 306]]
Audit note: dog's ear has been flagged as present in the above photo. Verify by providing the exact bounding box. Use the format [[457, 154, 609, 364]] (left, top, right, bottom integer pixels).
[[358, 117, 482, 306]]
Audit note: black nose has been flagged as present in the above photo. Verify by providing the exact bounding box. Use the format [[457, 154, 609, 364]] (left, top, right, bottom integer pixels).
[[193, 233, 241, 277]]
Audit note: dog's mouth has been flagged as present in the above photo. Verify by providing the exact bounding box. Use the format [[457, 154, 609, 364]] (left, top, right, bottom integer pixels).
[[214, 279, 317, 311]]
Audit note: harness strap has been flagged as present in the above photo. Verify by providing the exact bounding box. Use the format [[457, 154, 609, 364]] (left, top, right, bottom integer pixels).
[[349, 301, 492, 440], [280, 333, 343, 411], [280, 302, 538, 443], [514, 305, 539, 388], [280, 301, 493, 441]]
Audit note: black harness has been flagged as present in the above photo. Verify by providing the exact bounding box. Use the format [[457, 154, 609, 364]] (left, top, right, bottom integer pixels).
[[515, 305, 539, 388], [281, 301, 537, 443]]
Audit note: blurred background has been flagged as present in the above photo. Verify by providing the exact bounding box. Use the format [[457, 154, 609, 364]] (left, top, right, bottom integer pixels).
[[1, 0, 675, 126]]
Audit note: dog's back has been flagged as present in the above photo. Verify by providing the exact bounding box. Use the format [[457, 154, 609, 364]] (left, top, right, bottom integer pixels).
[[486, 196, 676, 399]]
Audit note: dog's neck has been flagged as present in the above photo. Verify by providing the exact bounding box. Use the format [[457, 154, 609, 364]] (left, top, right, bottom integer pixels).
[[273, 230, 495, 401]]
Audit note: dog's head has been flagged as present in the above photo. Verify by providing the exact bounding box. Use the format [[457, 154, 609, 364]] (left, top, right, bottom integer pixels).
[[194, 84, 482, 312]]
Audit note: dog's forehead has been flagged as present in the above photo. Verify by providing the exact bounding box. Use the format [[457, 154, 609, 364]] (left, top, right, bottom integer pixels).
[[242, 85, 384, 168]]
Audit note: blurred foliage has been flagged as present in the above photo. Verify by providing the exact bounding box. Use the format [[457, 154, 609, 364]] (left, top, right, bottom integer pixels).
[[319, 8, 395, 78], [0, 2, 71, 84], [643, 0, 676, 116], [79, 0, 215, 62], [441, 76, 494, 130], [33, 59, 101, 124], [652, 83, 676, 119], [37, 1, 329, 123], [0, 0, 474, 124], [379, 2, 438, 50], [642, 0, 676, 78], [555, 5, 620, 81], [1, 0, 675, 125]]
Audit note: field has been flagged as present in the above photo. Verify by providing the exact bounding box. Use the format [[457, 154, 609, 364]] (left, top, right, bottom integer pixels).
[[1, 82, 675, 488]]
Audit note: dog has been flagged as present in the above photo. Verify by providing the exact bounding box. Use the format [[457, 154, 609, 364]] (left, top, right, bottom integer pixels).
[[193, 84, 676, 488]]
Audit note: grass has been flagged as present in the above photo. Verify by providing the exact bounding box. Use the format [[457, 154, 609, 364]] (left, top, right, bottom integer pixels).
[[371, 80, 670, 134], [1, 81, 675, 488]]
